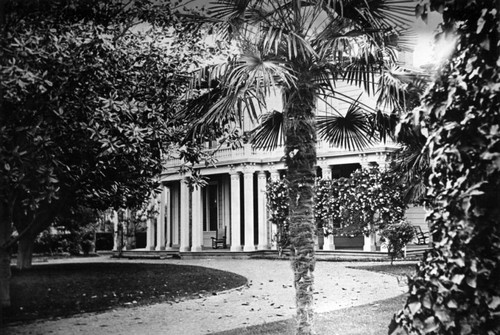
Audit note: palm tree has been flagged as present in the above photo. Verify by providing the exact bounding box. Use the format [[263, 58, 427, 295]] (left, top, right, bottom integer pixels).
[[179, 1, 415, 333]]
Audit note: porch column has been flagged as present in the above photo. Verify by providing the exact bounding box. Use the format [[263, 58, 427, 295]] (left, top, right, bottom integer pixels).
[[122, 210, 129, 251], [320, 165, 335, 251], [322, 165, 333, 180], [257, 171, 269, 250], [191, 186, 203, 252], [145, 217, 155, 250], [156, 187, 166, 251], [179, 180, 190, 252], [165, 187, 173, 250], [243, 169, 256, 251], [269, 170, 280, 250], [171, 185, 180, 247], [363, 223, 376, 251], [323, 235, 335, 250], [230, 171, 242, 251], [112, 210, 119, 251]]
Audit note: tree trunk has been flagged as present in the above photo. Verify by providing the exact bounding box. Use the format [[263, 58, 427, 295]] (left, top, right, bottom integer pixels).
[[0, 201, 14, 309], [284, 79, 317, 335], [16, 235, 34, 269], [0, 247, 11, 308]]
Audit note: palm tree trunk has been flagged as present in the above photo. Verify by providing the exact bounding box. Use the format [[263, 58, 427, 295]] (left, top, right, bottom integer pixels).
[[284, 81, 317, 335]]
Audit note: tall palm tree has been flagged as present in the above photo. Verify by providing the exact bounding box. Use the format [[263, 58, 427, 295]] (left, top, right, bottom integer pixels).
[[179, 1, 415, 333]]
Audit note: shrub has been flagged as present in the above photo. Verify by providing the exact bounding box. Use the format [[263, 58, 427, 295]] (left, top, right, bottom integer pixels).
[[380, 221, 415, 264]]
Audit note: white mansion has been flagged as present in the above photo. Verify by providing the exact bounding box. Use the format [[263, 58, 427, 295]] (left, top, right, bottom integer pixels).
[[113, 81, 427, 255]]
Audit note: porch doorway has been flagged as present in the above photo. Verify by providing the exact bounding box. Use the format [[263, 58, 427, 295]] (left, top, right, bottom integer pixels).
[[203, 183, 219, 246]]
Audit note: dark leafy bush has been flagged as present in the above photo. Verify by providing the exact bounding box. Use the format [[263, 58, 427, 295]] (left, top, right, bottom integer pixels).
[[380, 221, 415, 264]]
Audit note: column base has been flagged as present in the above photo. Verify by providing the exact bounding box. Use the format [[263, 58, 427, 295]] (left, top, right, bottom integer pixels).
[[145, 246, 155, 251], [257, 244, 270, 250], [155, 246, 166, 251], [179, 246, 190, 252], [230, 245, 242, 252], [243, 245, 256, 251], [323, 236, 336, 250], [165, 246, 175, 251], [191, 246, 202, 252], [363, 245, 376, 252]]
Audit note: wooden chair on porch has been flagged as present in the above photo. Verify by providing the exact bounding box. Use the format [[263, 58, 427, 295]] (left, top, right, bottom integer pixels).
[[413, 225, 430, 245], [211, 227, 227, 249]]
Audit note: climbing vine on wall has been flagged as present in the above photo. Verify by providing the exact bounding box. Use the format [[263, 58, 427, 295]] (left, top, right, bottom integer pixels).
[[266, 179, 290, 254], [320, 167, 406, 236], [268, 167, 407, 240]]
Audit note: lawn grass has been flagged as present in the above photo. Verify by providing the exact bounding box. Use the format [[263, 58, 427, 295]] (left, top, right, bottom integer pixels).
[[213, 262, 417, 335], [3, 262, 247, 324]]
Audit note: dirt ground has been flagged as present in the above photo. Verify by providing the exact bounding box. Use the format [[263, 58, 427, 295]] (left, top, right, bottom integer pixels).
[[4, 258, 407, 335]]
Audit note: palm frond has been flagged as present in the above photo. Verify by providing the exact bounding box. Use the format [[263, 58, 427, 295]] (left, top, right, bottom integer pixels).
[[249, 110, 285, 150], [319, 90, 378, 114], [343, 53, 379, 96], [376, 65, 430, 111], [390, 121, 429, 203], [333, 0, 414, 31], [369, 110, 399, 142], [179, 86, 263, 143], [317, 97, 374, 151], [227, 53, 296, 95]]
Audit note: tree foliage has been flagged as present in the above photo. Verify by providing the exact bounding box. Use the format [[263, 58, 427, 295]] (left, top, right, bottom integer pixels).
[[0, 0, 213, 305], [390, 0, 500, 334], [0, 0, 209, 248]]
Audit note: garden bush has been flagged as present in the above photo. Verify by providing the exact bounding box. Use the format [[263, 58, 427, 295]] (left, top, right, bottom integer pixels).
[[380, 221, 415, 264]]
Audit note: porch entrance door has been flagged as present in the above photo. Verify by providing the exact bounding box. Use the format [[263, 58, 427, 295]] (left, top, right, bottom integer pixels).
[[203, 183, 218, 246], [207, 184, 218, 232]]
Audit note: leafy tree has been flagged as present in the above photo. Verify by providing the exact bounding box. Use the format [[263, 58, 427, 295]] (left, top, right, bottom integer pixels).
[[0, 0, 211, 307], [180, 1, 415, 332], [389, 0, 500, 334]]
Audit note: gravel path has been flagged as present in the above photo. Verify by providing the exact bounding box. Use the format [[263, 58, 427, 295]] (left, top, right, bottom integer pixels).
[[4, 257, 407, 335]]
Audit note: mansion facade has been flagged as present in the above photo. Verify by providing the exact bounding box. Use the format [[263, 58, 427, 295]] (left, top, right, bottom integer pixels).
[[113, 82, 427, 254]]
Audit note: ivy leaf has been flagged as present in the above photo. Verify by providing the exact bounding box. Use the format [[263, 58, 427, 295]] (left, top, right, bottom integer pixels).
[[466, 275, 477, 288], [435, 305, 452, 324], [422, 292, 433, 309], [447, 299, 458, 309], [451, 274, 465, 285], [408, 301, 422, 315], [488, 296, 500, 309], [423, 316, 439, 333]]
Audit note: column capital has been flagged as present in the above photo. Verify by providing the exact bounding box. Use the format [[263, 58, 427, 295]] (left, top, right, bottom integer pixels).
[[229, 164, 240, 174], [242, 163, 257, 174]]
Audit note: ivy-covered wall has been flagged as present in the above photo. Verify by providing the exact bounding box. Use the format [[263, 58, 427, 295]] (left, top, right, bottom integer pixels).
[[390, 1, 500, 334], [267, 167, 408, 251]]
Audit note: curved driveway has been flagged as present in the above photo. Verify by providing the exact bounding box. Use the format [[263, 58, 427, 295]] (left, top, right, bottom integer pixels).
[[4, 258, 406, 335]]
